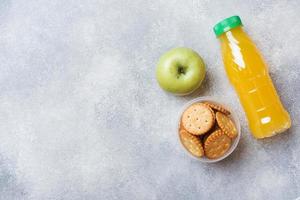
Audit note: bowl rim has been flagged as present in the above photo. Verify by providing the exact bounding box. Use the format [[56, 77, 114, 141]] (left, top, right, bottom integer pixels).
[[177, 96, 241, 163]]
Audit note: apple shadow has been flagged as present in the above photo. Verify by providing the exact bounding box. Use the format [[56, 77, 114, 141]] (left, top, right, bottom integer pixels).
[[185, 70, 213, 100]]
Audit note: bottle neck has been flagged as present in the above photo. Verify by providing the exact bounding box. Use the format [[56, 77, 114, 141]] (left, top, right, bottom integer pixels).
[[218, 26, 244, 43]]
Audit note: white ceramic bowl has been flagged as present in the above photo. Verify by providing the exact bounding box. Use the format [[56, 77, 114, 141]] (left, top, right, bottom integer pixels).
[[178, 96, 241, 163]]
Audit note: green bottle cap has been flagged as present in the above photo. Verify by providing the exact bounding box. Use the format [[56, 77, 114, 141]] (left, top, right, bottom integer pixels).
[[213, 16, 243, 37]]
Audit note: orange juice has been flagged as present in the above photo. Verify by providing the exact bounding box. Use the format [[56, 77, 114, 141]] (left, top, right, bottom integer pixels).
[[214, 16, 291, 139]]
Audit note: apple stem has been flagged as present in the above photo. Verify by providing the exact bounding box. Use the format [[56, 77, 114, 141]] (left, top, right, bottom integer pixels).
[[178, 66, 186, 76]]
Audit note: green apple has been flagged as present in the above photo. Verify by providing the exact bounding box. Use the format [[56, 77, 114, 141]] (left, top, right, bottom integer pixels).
[[156, 47, 206, 95]]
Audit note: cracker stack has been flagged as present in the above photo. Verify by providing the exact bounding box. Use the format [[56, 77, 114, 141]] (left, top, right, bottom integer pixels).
[[179, 101, 238, 159]]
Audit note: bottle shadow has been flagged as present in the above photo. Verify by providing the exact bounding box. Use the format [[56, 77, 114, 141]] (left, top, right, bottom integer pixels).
[[200, 126, 294, 169], [255, 127, 294, 150]]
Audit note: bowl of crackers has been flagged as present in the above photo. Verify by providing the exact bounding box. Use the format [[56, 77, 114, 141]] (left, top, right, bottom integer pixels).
[[178, 97, 241, 163]]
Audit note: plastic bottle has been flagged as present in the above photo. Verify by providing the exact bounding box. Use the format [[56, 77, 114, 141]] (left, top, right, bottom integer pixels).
[[213, 16, 291, 139]]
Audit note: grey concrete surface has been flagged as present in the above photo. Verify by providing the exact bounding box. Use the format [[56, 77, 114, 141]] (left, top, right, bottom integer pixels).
[[0, 0, 300, 199]]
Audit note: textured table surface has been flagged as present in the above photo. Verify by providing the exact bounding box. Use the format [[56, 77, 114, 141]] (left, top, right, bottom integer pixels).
[[0, 0, 300, 199]]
